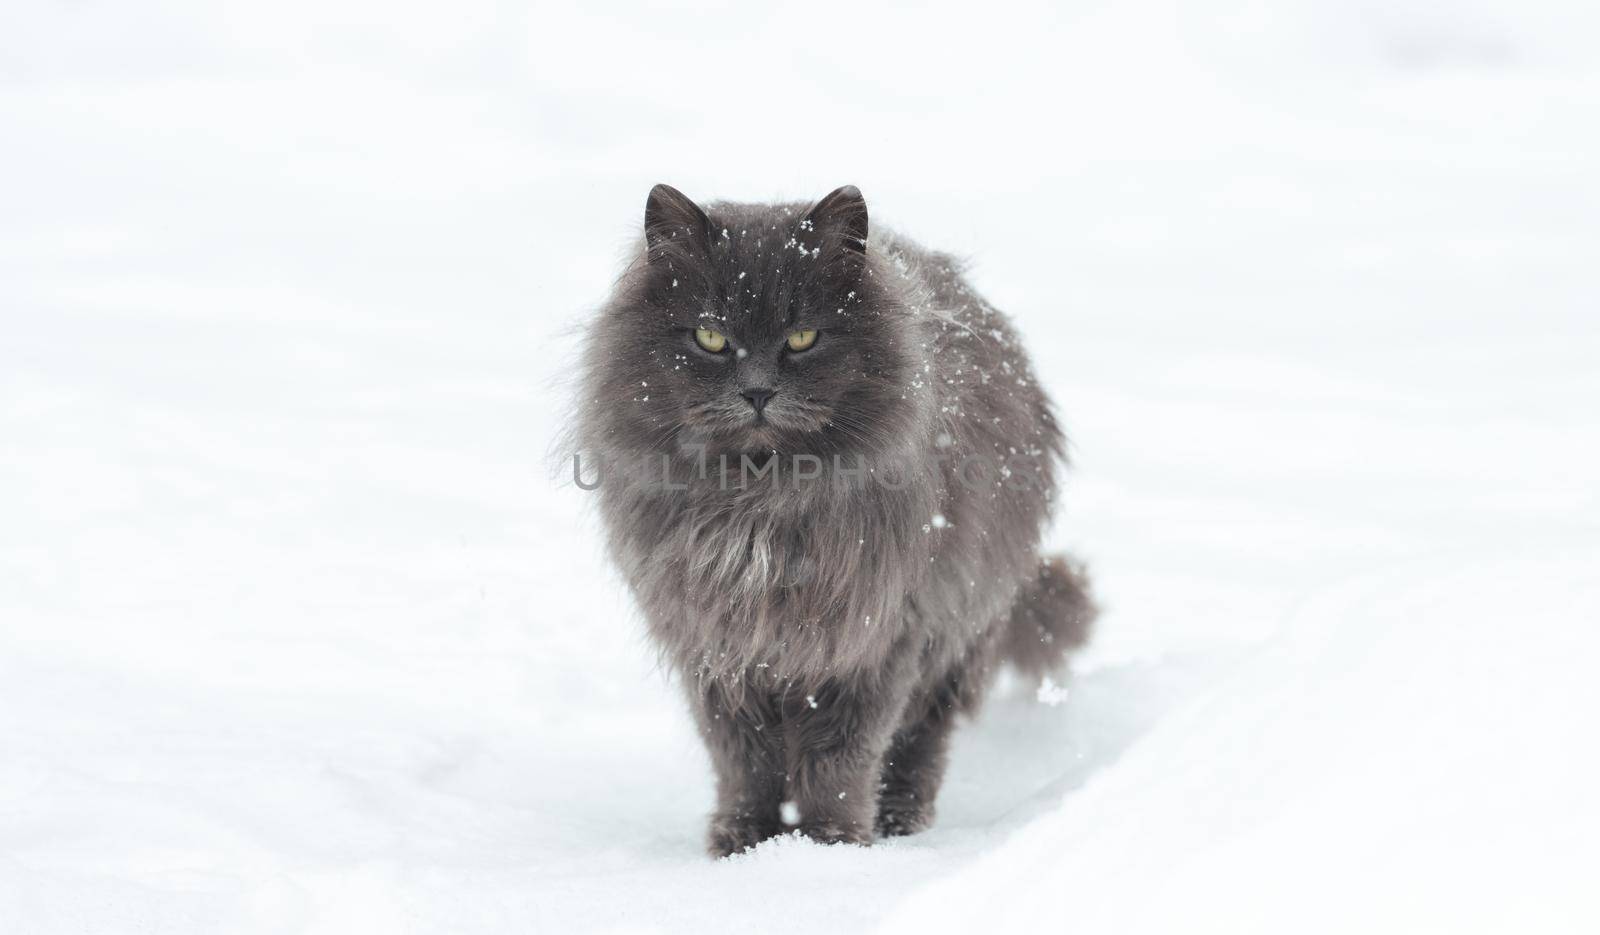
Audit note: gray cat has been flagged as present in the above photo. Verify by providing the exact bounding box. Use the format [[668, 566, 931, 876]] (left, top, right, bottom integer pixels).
[[575, 184, 1094, 857]]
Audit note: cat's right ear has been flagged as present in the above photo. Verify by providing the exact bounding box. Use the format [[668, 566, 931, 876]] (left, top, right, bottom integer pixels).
[[644, 183, 711, 263]]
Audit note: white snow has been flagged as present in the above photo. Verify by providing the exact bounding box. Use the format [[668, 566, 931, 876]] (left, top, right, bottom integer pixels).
[[1034, 677, 1069, 707], [3, 1, 1599, 932]]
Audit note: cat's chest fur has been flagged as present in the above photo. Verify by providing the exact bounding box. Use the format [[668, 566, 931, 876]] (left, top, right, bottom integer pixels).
[[604, 467, 938, 682]]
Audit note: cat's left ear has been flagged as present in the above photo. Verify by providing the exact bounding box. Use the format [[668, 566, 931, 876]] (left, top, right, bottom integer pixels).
[[803, 185, 869, 255], [644, 183, 711, 263]]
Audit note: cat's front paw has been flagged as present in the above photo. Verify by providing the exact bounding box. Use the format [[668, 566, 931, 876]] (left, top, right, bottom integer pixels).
[[796, 819, 873, 847], [707, 813, 780, 858], [875, 802, 935, 838]]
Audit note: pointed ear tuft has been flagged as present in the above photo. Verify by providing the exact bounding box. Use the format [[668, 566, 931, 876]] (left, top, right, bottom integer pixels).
[[644, 183, 711, 261], [804, 185, 869, 254]]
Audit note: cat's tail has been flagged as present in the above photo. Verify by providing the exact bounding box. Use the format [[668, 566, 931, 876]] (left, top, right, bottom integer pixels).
[[1000, 555, 1097, 678]]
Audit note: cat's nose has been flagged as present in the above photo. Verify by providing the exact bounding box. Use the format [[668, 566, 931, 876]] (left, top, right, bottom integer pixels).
[[740, 387, 776, 414]]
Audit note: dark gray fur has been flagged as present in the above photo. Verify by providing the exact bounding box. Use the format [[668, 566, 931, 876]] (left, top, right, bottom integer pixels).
[[575, 184, 1095, 856]]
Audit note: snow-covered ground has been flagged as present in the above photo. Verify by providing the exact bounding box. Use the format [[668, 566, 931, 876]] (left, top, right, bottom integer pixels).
[[3, 2, 1598, 932]]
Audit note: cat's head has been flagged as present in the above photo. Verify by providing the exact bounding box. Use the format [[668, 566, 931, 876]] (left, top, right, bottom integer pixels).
[[585, 184, 920, 460]]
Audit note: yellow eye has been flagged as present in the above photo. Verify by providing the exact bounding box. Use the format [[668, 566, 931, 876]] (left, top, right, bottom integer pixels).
[[786, 329, 818, 352], [694, 328, 727, 353]]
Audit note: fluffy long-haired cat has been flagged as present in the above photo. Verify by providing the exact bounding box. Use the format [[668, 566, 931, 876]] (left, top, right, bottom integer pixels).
[[576, 184, 1094, 856]]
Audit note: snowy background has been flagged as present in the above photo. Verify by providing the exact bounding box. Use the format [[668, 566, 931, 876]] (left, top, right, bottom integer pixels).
[[3, 1, 1598, 932]]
